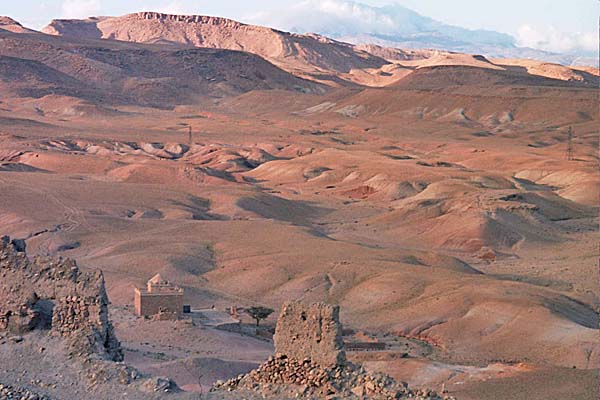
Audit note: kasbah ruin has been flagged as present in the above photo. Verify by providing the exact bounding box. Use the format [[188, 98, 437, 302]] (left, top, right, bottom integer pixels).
[[0, 236, 452, 399], [134, 274, 185, 320]]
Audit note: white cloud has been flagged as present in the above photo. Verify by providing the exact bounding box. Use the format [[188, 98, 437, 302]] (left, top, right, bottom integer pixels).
[[61, 0, 101, 19], [516, 24, 598, 56], [246, 0, 405, 36], [245, 0, 513, 46]]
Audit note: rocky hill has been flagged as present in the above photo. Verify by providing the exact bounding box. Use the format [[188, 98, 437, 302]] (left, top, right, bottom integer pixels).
[[42, 12, 388, 83], [0, 16, 35, 33], [0, 26, 320, 107], [0, 10, 598, 400], [41, 12, 599, 88]]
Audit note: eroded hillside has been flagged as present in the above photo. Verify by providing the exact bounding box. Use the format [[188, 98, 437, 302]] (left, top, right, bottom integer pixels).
[[0, 13, 598, 400]]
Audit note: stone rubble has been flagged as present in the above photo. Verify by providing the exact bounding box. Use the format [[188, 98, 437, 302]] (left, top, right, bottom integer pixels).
[[141, 376, 177, 393], [0, 383, 51, 400], [213, 301, 457, 400], [1, 243, 459, 400], [212, 354, 455, 400]]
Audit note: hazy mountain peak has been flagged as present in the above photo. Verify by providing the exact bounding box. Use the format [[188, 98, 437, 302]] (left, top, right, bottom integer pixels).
[[249, 0, 594, 66], [252, 1, 515, 46]]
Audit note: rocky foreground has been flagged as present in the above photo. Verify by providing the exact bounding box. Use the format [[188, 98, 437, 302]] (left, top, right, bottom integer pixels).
[[213, 354, 453, 399], [0, 235, 121, 360], [0, 383, 50, 400], [0, 241, 450, 400], [212, 302, 454, 400]]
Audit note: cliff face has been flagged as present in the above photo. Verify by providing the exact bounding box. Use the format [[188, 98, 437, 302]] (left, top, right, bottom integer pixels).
[[0, 16, 34, 33], [42, 12, 388, 75], [0, 236, 122, 361]]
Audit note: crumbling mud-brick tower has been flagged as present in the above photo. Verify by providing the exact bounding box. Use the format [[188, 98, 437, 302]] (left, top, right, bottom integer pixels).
[[0, 236, 122, 361], [134, 274, 184, 318], [274, 301, 346, 368]]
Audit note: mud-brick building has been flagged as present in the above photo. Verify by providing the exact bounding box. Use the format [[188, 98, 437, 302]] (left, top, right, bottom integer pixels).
[[134, 274, 184, 318]]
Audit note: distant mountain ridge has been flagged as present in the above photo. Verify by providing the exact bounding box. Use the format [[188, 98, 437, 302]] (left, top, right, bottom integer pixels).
[[42, 11, 389, 85], [287, 3, 515, 47], [337, 33, 596, 67], [38, 11, 599, 88], [0, 24, 322, 107], [251, 1, 596, 67]]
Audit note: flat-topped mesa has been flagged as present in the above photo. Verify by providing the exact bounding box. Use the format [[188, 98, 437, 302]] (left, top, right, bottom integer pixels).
[[274, 301, 346, 368], [41, 12, 388, 76], [0, 236, 122, 361], [134, 11, 247, 28]]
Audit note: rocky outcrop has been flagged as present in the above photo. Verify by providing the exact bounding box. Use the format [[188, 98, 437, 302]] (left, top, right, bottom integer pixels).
[[0, 16, 34, 33], [0, 236, 122, 361], [0, 25, 322, 107], [136, 12, 245, 27]]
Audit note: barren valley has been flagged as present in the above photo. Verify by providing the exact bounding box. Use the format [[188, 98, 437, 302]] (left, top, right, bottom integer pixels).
[[0, 12, 598, 400]]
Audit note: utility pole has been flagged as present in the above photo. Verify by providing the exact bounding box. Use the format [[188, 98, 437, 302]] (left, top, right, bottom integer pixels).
[[565, 126, 573, 161]]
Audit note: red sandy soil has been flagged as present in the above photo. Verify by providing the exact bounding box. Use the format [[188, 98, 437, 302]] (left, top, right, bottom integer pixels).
[[0, 13, 598, 399]]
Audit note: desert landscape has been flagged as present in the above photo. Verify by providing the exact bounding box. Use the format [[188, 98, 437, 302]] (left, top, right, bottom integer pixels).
[[0, 7, 598, 400]]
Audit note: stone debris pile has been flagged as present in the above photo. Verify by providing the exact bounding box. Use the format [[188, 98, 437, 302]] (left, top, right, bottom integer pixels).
[[212, 301, 456, 399], [141, 376, 177, 393], [244, 355, 331, 388], [213, 354, 453, 399], [0, 383, 50, 400]]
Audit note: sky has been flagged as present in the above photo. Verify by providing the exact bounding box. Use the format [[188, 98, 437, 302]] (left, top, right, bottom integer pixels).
[[2, 0, 597, 56]]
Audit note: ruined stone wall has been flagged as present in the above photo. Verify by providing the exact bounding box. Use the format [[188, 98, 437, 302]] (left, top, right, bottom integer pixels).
[[0, 236, 122, 361], [215, 302, 450, 400], [134, 290, 183, 317], [274, 301, 346, 368]]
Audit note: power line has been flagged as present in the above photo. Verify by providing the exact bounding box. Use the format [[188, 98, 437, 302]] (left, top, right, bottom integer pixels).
[[565, 126, 573, 161]]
